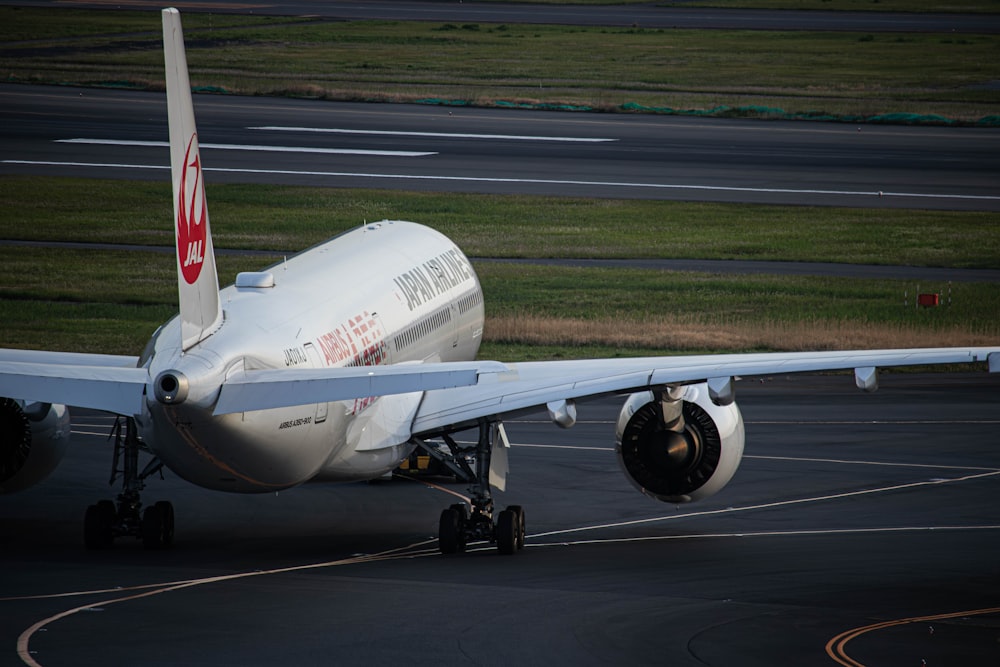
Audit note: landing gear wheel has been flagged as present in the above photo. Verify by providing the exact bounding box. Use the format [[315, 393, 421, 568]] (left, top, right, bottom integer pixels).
[[496, 508, 518, 555], [84, 500, 116, 550], [439, 507, 463, 554], [142, 500, 175, 550], [508, 504, 526, 550], [430, 420, 526, 556]]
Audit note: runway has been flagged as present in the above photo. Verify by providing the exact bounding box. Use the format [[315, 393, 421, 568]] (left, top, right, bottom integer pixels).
[[3, 374, 999, 666], [3, 85, 999, 210], [3, 0, 999, 34]]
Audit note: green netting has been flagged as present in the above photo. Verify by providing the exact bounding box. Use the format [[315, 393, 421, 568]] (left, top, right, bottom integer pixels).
[[191, 85, 229, 94], [415, 98, 471, 106]]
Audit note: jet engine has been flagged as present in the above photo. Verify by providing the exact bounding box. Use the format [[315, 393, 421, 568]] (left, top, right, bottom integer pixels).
[[0, 398, 71, 494], [615, 383, 745, 503]]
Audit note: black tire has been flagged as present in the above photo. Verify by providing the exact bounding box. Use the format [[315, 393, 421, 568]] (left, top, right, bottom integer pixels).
[[449, 502, 470, 523], [496, 509, 518, 555], [439, 507, 462, 554], [154, 501, 175, 548], [84, 500, 115, 549], [508, 505, 526, 550], [142, 502, 173, 550]]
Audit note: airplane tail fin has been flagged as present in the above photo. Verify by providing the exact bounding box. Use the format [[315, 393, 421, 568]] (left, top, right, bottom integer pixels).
[[162, 7, 222, 351]]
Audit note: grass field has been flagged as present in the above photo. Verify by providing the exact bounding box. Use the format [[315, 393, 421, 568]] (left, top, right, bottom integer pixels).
[[2, 177, 997, 359], [2, 4, 997, 360], [474, 0, 999, 10], [2, 8, 998, 123], [3, 177, 998, 267]]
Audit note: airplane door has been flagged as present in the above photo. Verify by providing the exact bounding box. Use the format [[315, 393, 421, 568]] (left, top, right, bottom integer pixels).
[[302, 342, 328, 424], [450, 303, 459, 348]]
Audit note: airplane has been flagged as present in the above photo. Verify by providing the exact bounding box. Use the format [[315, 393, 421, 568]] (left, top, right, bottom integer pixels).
[[1, 7, 997, 555]]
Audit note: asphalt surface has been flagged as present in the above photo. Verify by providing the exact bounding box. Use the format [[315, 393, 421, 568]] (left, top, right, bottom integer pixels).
[[2, 374, 999, 666], [3, 0, 999, 33], [2, 6, 999, 665], [3, 85, 1000, 211]]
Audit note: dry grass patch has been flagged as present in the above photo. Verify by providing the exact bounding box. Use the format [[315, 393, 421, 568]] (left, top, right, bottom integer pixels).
[[486, 314, 1000, 352]]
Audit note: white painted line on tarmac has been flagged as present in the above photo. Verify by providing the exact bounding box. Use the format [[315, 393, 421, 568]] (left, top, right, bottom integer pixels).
[[6, 160, 999, 201], [512, 443, 613, 452], [54, 138, 436, 157], [508, 442, 1000, 472], [528, 469, 1000, 540], [526, 524, 1000, 548], [250, 126, 617, 142], [746, 454, 1000, 472]]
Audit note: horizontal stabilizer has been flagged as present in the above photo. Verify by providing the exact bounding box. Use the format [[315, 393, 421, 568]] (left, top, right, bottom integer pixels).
[[0, 360, 148, 415], [213, 361, 508, 415]]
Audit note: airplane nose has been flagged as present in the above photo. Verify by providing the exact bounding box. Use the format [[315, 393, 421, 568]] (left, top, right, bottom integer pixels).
[[154, 370, 189, 404]]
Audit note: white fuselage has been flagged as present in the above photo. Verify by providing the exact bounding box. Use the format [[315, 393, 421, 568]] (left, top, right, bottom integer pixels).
[[137, 221, 484, 493]]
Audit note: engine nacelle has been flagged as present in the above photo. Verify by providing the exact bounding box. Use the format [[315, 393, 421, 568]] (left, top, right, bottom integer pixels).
[[615, 384, 745, 504], [0, 398, 71, 494]]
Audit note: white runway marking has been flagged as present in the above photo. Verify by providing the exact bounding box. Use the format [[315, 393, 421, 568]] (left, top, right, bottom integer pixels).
[[509, 441, 1000, 472], [251, 126, 617, 142], [528, 469, 1000, 540], [746, 454, 1000, 472], [525, 524, 1000, 549], [13, 428, 997, 667], [54, 138, 435, 157], [6, 159, 998, 202]]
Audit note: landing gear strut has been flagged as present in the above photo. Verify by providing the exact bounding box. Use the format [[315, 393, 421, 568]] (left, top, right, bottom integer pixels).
[[426, 419, 525, 555], [84, 417, 174, 550]]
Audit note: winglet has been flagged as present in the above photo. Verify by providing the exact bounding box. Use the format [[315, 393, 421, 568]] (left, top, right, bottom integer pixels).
[[162, 8, 222, 351]]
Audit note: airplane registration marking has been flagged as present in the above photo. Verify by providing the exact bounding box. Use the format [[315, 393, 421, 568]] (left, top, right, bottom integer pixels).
[[7, 160, 999, 202], [54, 139, 435, 157], [250, 126, 617, 142]]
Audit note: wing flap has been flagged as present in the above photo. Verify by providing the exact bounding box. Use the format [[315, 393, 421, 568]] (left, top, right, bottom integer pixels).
[[412, 347, 998, 434], [213, 361, 508, 415]]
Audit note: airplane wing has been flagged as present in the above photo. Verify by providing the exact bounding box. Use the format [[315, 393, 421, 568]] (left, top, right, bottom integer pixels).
[[5, 347, 996, 424], [409, 347, 999, 435], [0, 349, 147, 415]]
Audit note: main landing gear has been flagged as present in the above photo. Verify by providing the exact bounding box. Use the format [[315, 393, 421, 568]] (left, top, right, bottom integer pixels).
[[84, 417, 174, 550], [416, 419, 525, 556]]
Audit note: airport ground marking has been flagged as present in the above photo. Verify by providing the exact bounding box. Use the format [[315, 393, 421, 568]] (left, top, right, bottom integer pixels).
[[13, 536, 441, 667], [526, 469, 1000, 540], [6, 160, 999, 202], [525, 524, 1000, 549], [54, 138, 435, 158], [507, 440, 999, 472], [825, 604, 1000, 667], [250, 126, 617, 142], [12, 425, 994, 663]]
